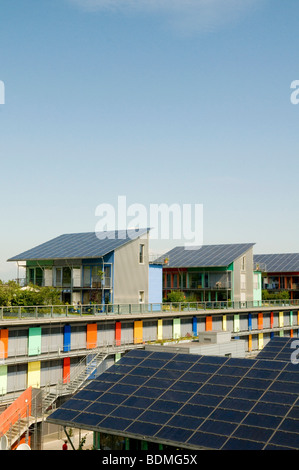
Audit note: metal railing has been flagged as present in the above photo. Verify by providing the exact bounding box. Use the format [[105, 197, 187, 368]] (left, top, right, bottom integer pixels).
[[0, 299, 299, 322]]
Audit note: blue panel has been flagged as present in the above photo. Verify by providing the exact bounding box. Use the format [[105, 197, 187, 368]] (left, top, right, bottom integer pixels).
[[248, 313, 252, 331], [63, 325, 71, 352], [192, 316, 197, 336], [148, 264, 163, 304]]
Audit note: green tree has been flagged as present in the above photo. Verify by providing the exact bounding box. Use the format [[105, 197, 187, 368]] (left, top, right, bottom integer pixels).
[[166, 291, 186, 303]]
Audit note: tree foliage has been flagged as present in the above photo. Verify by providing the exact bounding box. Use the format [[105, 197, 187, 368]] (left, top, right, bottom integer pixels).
[[165, 290, 186, 303], [0, 280, 61, 306], [262, 289, 290, 300]]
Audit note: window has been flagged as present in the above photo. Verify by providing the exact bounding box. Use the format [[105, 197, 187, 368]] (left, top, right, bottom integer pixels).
[[241, 256, 246, 271], [139, 244, 144, 263], [241, 273, 246, 290], [139, 291, 145, 303]]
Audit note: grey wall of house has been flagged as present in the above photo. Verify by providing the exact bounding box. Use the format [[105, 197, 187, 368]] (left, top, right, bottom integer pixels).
[[113, 234, 149, 304], [233, 247, 254, 302]]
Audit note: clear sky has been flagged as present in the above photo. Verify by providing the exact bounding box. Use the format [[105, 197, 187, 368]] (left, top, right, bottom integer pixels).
[[0, 0, 299, 280]]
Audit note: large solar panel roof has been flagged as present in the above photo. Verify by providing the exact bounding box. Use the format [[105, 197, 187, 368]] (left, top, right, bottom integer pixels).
[[254, 253, 299, 273], [154, 243, 255, 268], [7, 228, 150, 261], [47, 337, 299, 450]]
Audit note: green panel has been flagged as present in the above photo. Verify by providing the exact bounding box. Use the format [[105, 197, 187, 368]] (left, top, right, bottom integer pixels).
[[290, 311, 293, 326], [115, 353, 121, 362], [173, 318, 181, 339], [28, 327, 42, 356], [0, 365, 7, 395], [27, 260, 53, 267], [234, 314, 240, 332]]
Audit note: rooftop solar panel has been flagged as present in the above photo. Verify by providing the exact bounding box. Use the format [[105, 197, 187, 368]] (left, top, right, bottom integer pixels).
[[254, 253, 299, 272], [8, 228, 150, 261], [154, 243, 255, 268], [47, 339, 299, 450]]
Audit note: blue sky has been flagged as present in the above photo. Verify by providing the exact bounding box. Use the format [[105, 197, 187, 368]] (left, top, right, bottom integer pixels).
[[0, 0, 299, 279]]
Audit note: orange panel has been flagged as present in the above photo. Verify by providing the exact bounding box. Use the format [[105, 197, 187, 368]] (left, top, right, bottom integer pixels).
[[205, 316, 212, 331], [86, 323, 97, 349], [290, 329, 294, 338], [63, 357, 70, 384], [0, 387, 32, 436], [0, 329, 8, 359], [258, 313, 263, 330], [270, 312, 274, 329], [115, 322, 121, 346], [248, 334, 252, 352], [134, 321, 143, 344]]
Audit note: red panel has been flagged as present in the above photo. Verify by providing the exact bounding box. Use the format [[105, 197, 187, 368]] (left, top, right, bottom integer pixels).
[[115, 322, 121, 346], [270, 311, 274, 329], [63, 357, 71, 384], [258, 313, 263, 330]]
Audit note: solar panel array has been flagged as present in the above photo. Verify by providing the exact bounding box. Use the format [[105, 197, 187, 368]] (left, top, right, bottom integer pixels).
[[154, 243, 255, 268], [254, 253, 299, 273], [48, 338, 299, 450], [8, 228, 150, 261]]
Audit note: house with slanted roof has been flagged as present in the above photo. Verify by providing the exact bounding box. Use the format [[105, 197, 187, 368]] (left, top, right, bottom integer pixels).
[[8, 228, 162, 306], [254, 253, 299, 300], [155, 243, 261, 305]]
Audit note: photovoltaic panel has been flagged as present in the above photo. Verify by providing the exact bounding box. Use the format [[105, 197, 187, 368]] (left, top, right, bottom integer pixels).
[[154, 243, 255, 268], [8, 228, 150, 261], [254, 252, 299, 272], [47, 341, 299, 450]]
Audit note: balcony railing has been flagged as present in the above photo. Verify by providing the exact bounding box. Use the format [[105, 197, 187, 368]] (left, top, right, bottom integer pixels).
[[0, 298, 299, 322], [165, 282, 232, 290]]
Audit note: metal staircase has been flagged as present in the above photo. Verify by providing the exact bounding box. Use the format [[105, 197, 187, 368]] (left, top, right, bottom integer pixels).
[[2, 342, 142, 448], [42, 349, 108, 414]]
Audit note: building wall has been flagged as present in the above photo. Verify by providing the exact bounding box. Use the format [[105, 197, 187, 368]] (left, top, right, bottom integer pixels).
[[0, 307, 298, 399], [113, 233, 149, 304], [233, 247, 254, 303]]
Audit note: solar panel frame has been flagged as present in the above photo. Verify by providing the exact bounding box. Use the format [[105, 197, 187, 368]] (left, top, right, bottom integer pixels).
[[8, 228, 150, 261], [47, 342, 299, 451], [154, 243, 255, 268]]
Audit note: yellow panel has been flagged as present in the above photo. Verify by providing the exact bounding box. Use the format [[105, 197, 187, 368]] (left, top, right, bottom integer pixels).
[[28, 361, 41, 388], [222, 315, 227, 331], [258, 333, 264, 350], [157, 320, 163, 340], [134, 321, 143, 344], [279, 311, 284, 328]]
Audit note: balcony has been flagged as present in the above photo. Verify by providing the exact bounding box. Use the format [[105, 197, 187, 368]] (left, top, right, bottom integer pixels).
[[84, 277, 112, 289]]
